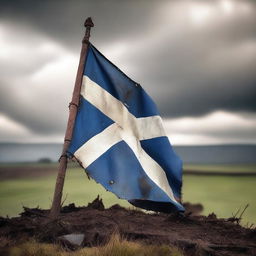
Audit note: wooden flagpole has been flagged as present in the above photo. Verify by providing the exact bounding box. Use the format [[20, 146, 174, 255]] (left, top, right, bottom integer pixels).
[[49, 17, 94, 219]]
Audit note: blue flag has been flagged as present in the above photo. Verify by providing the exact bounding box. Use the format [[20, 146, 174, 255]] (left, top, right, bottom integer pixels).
[[68, 44, 184, 212]]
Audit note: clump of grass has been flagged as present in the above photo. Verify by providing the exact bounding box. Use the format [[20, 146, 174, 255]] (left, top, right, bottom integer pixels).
[[6, 240, 63, 256], [5, 234, 184, 256], [86, 234, 183, 256]]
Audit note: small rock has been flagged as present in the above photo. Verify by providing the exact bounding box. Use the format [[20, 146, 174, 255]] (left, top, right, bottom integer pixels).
[[59, 233, 85, 246]]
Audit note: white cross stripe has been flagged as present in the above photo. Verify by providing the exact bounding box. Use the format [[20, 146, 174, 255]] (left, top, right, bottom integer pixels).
[[75, 75, 177, 203], [81, 76, 166, 140], [74, 123, 121, 169]]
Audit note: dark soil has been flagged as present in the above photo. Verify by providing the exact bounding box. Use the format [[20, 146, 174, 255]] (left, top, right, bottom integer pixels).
[[0, 196, 255, 256], [0, 165, 57, 179]]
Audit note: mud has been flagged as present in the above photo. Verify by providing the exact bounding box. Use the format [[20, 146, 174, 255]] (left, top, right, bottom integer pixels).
[[0, 197, 255, 256]]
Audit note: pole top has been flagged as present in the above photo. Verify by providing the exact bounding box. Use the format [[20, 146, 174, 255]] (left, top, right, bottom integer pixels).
[[84, 17, 94, 28], [83, 17, 94, 43]]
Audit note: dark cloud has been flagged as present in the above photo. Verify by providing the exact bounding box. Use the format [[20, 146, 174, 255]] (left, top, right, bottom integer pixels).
[[0, 0, 159, 50]]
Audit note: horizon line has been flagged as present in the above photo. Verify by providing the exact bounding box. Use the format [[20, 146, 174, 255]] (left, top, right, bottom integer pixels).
[[0, 142, 256, 147]]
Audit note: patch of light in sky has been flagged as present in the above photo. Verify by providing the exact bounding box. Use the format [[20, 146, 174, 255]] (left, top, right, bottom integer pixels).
[[0, 113, 30, 135], [163, 111, 256, 145], [189, 3, 212, 25], [188, 0, 253, 27], [220, 0, 234, 14]]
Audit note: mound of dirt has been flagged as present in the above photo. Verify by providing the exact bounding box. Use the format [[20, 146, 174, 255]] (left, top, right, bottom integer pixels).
[[0, 197, 255, 256]]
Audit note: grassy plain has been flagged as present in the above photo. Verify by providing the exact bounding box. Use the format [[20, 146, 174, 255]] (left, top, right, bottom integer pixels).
[[0, 163, 255, 225]]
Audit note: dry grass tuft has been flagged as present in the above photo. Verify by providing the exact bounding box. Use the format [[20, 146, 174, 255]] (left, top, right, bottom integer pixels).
[[4, 234, 184, 256]]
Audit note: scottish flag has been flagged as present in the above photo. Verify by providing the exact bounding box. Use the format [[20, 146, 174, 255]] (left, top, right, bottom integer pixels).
[[68, 44, 184, 212]]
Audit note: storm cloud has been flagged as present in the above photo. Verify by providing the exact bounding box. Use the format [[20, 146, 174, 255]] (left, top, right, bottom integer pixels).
[[0, 0, 255, 143]]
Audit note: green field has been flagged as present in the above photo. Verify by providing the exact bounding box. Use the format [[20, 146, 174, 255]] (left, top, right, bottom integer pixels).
[[0, 164, 255, 226]]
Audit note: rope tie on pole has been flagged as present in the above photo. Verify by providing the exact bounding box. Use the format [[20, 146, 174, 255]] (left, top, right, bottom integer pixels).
[[58, 154, 68, 162], [69, 102, 79, 109]]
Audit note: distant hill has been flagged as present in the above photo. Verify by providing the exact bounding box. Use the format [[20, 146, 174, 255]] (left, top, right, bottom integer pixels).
[[174, 144, 256, 164], [0, 143, 255, 164], [0, 143, 62, 163]]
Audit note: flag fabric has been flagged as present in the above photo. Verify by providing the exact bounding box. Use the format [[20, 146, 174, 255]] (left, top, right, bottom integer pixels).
[[68, 44, 184, 212]]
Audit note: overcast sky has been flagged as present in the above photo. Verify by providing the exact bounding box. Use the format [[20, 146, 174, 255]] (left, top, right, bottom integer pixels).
[[0, 0, 255, 145]]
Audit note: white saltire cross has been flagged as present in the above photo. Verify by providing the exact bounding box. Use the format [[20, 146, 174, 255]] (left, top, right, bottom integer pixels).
[[74, 76, 177, 203]]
